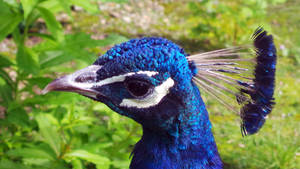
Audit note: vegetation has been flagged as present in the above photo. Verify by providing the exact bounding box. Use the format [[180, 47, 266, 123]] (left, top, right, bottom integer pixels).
[[0, 0, 299, 169]]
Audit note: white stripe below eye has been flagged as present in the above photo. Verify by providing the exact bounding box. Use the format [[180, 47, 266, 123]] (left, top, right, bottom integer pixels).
[[119, 77, 174, 108]]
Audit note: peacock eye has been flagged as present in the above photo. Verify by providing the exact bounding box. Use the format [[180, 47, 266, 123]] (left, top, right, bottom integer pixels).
[[125, 80, 153, 98]]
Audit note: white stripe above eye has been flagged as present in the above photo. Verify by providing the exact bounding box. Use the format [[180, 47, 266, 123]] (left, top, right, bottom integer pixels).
[[93, 71, 158, 87], [69, 69, 158, 89], [119, 77, 175, 108]]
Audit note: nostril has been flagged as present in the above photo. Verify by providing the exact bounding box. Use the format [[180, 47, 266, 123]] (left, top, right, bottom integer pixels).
[[75, 73, 97, 83]]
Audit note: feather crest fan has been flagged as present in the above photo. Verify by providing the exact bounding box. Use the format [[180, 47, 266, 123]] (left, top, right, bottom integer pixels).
[[189, 28, 277, 135]]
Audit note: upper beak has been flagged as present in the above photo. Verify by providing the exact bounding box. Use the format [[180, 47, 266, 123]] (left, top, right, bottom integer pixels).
[[42, 65, 102, 98]]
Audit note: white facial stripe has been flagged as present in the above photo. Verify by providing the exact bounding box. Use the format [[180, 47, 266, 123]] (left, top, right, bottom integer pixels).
[[92, 71, 158, 87], [119, 77, 175, 108], [68, 68, 158, 90]]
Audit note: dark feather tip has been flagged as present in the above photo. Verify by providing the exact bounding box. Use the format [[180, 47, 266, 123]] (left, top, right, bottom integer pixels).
[[241, 28, 277, 135]]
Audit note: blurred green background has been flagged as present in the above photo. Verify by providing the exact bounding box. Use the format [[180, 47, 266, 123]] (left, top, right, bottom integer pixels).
[[0, 0, 299, 169]]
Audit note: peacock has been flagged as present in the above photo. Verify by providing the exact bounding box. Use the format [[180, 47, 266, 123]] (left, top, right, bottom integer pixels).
[[43, 28, 277, 169]]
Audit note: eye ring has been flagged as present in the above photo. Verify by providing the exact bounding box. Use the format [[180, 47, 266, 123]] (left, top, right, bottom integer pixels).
[[124, 79, 153, 99]]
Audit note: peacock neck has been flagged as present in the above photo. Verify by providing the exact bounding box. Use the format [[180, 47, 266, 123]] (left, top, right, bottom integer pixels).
[[130, 84, 223, 169]]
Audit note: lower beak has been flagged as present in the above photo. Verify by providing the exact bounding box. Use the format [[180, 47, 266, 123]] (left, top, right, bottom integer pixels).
[[42, 65, 102, 98]]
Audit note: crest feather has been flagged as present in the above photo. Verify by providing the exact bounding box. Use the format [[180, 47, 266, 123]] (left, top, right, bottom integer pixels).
[[190, 27, 277, 135]]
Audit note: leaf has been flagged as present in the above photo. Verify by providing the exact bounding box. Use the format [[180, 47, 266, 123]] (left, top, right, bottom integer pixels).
[[39, 33, 97, 68], [37, 32, 128, 69], [0, 68, 14, 89], [12, 24, 23, 46], [38, 0, 63, 13], [39, 50, 71, 69], [98, 0, 128, 3], [65, 150, 110, 169], [6, 106, 29, 127], [26, 8, 42, 29], [36, 6, 63, 41], [7, 148, 55, 161], [16, 44, 39, 74], [0, 0, 22, 42], [57, 0, 72, 19], [22, 158, 50, 166], [70, 0, 99, 14], [96, 34, 128, 46], [111, 159, 130, 169], [62, 33, 128, 62], [20, 0, 40, 19], [0, 82, 13, 107], [71, 159, 83, 169], [0, 159, 32, 169], [35, 113, 62, 157], [29, 32, 56, 41], [64, 33, 128, 49], [27, 77, 52, 88], [3, 0, 19, 8], [0, 54, 13, 68]]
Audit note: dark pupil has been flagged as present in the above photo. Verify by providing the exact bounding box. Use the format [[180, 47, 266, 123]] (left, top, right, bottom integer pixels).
[[127, 81, 150, 97]]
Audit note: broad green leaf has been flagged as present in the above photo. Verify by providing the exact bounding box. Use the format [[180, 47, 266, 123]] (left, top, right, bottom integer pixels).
[[64, 33, 127, 48], [7, 148, 55, 161], [111, 159, 130, 169], [22, 158, 50, 166], [27, 77, 52, 88], [0, 82, 13, 107], [29, 32, 56, 41], [65, 150, 110, 169], [38, 33, 128, 68], [35, 113, 62, 157], [12, 24, 23, 46], [62, 33, 127, 62], [53, 106, 67, 122], [38, 0, 63, 13], [0, 54, 13, 68], [0, 159, 32, 169], [70, 0, 99, 14], [0, 0, 22, 41], [39, 50, 72, 69], [0, 68, 14, 89], [16, 45, 39, 74], [71, 159, 83, 169], [26, 8, 41, 29], [3, 0, 18, 8], [36, 6, 63, 41], [94, 34, 128, 46], [57, 0, 72, 19], [32, 36, 59, 52], [98, 0, 128, 3], [20, 0, 40, 19], [39, 33, 97, 68], [0, 69, 14, 106], [6, 106, 29, 127]]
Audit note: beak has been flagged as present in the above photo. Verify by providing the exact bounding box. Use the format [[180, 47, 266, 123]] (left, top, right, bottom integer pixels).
[[42, 65, 102, 98]]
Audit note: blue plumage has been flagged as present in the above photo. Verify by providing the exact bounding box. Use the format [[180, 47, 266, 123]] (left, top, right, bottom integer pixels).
[[43, 28, 277, 169], [93, 37, 222, 168], [240, 28, 277, 135]]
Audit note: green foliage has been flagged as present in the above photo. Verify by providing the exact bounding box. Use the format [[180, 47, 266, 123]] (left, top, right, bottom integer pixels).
[[0, 0, 129, 168], [0, 1, 22, 42], [0, 0, 299, 169]]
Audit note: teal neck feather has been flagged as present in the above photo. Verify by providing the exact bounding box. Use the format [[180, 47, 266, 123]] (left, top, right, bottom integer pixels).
[[130, 84, 223, 169]]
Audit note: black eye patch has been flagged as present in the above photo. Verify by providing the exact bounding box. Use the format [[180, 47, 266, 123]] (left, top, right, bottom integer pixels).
[[124, 76, 154, 98]]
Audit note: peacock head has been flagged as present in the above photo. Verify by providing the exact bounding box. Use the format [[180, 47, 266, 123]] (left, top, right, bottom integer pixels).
[[43, 29, 277, 136], [43, 37, 198, 130]]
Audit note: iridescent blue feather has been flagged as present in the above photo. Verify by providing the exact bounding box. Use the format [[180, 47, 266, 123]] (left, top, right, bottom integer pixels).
[[240, 28, 277, 135]]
